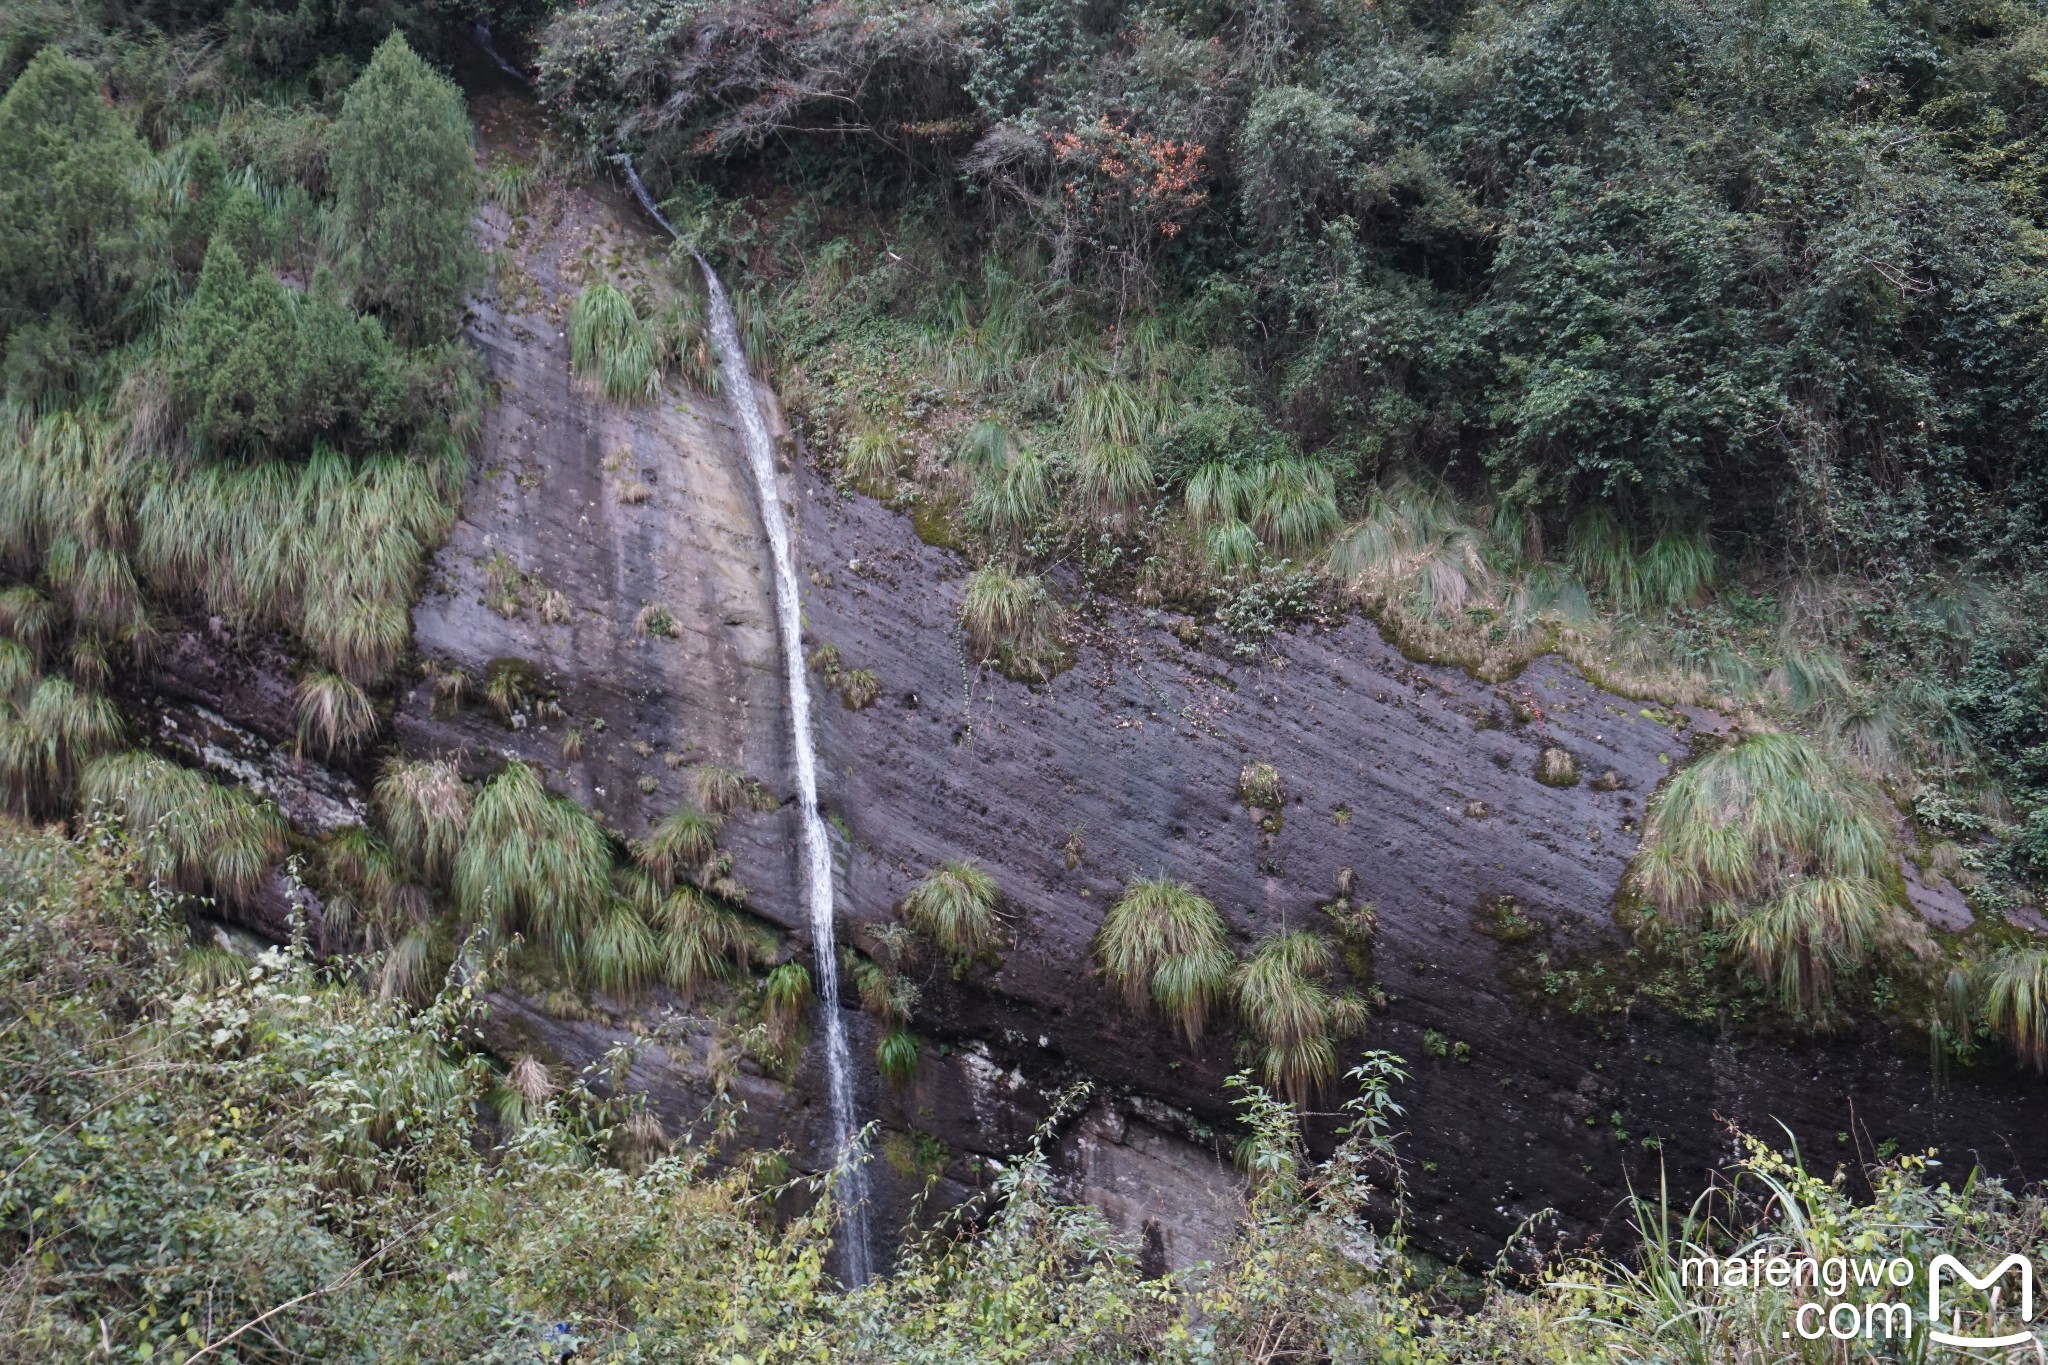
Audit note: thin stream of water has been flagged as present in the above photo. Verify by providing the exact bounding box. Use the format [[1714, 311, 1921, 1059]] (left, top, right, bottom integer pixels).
[[615, 156, 874, 1285]]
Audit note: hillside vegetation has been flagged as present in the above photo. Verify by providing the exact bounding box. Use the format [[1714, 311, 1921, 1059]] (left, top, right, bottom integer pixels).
[[3, 818, 2044, 1361]]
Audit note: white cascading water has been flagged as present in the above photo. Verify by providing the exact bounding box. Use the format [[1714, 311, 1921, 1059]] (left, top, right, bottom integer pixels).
[[616, 157, 873, 1284]]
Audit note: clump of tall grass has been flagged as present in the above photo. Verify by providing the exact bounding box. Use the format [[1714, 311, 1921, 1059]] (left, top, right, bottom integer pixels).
[[570, 281, 659, 402], [956, 421, 1018, 475], [1567, 507, 1715, 613], [0, 587, 56, 661], [965, 448, 1053, 544], [1975, 948, 2048, 1072], [585, 889, 662, 996], [452, 760, 611, 959], [78, 750, 286, 902], [295, 670, 378, 757], [136, 446, 451, 682], [1070, 440, 1155, 526], [633, 802, 722, 888], [654, 882, 766, 998], [839, 426, 908, 495], [959, 563, 1065, 681], [373, 756, 471, 882], [1626, 732, 1920, 1012], [1095, 876, 1235, 1046], [903, 858, 1003, 973], [1231, 931, 1366, 1105], [1327, 478, 1493, 620], [692, 764, 774, 815], [1, 674, 124, 812], [876, 1029, 919, 1086]]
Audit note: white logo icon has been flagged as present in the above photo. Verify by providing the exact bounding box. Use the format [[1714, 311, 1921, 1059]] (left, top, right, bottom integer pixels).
[[1928, 1253, 2037, 1349]]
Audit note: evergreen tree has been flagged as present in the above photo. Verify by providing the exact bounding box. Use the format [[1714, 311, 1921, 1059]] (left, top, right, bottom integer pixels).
[[0, 47, 147, 340], [179, 235, 404, 455], [330, 33, 480, 344]]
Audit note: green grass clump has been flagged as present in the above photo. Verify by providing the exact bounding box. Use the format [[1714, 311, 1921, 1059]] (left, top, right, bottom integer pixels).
[[634, 803, 723, 888], [1567, 508, 1715, 614], [1232, 931, 1363, 1105], [966, 448, 1052, 544], [876, 1029, 919, 1086], [2, 675, 124, 813], [1095, 876, 1234, 1046], [1626, 732, 1916, 1012], [570, 281, 658, 402], [1976, 948, 2048, 1073], [78, 750, 285, 902], [0, 587, 56, 660], [840, 426, 908, 494], [295, 670, 378, 757], [373, 756, 471, 882], [136, 446, 452, 682], [764, 960, 813, 1019], [452, 760, 610, 959], [654, 883, 765, 999], [1070, 439, 1155, 525], [1327, 477, 1491, 619], [584, 892, 661, 996], [959, 563, 1065, 682], [903, 859, 1002, 973]]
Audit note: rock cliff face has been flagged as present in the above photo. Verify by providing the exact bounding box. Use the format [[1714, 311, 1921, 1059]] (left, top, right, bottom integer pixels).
[[140, 64, 2048, 1276]]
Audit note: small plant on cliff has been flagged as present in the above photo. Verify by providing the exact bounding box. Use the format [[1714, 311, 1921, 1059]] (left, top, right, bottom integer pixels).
[[1975, 948, 2048, 1073], [373, 756, 471, 883], [966, 448, 1054, 544], [960, 563, 1065, 682], [584, 885, 662, 996], [903, 859, 1002, 974], [294, 670, 378, 758], [1536, 746, 1580, 788], [78, 750, 285, 902], [633, 802, 722, 888], [654, 883, 765, 999], [840, 426, 907, 495], [570, 281, 659, 402], [1626, 732, 1920, 1014], [1232, 931, 1367, 1105], [1, 675, 123, 813], [453, 760, 611, 960], [1095, 876, 1234, 1046], [877, 1029, 920, 1086]]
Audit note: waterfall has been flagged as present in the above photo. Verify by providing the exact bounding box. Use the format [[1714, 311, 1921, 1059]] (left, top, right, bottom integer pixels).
[[471, 22, 530, 86], [616, 156, 873, 1283]]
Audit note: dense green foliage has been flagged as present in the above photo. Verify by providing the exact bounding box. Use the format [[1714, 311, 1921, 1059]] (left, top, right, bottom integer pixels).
[[8, 818, 2048, 1360], [332, 33, 481, 343]]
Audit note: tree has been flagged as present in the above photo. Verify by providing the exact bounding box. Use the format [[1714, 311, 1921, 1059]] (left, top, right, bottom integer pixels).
[[178, 234, 405, 456], [330, 33, 480, 345], [0, 47, 147, 341]]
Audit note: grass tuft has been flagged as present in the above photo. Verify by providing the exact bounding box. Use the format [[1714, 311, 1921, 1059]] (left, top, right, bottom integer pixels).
[[1233, 931, 1349, 1105], [570, 282, 658, 402], [452, 760, 611, 958], [876, 1029, 919, 1086], [1095, 876, 1234, 1046], [654, 883, 762, 999], [373, 757, 471, 882], [1626, 732, 1916, 1013], [295, 670, 378, 757], [902, 858, 1002, 973], [959, 563, 1065, 681], [1976, 949, 2048, 1073], [633, 803, 722, 888]]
